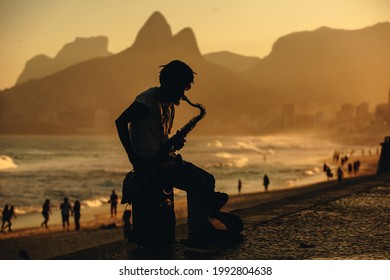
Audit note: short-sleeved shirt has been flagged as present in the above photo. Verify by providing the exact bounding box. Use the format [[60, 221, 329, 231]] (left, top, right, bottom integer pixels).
[[129, 87, 174, 160]]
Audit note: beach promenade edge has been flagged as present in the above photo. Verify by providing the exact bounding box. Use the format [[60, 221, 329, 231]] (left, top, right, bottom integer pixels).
[[52, 173, 390, 260]]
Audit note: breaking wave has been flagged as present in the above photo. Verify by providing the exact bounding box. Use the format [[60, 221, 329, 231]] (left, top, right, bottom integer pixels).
[[0, 155, 17, 170]]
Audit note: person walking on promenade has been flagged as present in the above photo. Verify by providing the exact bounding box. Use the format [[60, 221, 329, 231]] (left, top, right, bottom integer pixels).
[[60, 197, 73, 231], [263, 175, 270, 192], [41, 199, 52, 228], [108, 190, 119, 218], [73, 200, 81, 231]]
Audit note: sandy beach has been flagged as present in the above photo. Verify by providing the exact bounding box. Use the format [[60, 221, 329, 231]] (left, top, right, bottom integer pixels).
[[0, 155, 379, 260]]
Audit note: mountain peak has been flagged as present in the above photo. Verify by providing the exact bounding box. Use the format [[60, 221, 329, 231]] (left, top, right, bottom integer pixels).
[[132, 11, 172, 49], [173, 28, 201, 56], [16, 36, 111, 85], [55, 36, 110, 62]]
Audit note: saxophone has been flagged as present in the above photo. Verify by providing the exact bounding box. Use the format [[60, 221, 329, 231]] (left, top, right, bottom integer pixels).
[[139, 95, 206, 171], [170, 95, 206, 151]]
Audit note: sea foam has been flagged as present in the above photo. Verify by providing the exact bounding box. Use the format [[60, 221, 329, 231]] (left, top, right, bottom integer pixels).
[[0, 155, 17, 170]]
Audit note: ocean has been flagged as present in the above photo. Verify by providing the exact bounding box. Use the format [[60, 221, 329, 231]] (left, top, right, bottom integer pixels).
[[0, 134, 378, 218]]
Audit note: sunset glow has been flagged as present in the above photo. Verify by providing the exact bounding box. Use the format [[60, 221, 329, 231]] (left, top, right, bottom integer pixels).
[[1, 0, 389, 89]]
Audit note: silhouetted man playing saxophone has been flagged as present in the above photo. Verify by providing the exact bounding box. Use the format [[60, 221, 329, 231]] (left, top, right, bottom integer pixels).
[[115, 60, 227, 253]]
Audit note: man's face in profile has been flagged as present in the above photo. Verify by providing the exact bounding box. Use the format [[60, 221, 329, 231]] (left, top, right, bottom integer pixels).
[[168, 81, 191, 105]]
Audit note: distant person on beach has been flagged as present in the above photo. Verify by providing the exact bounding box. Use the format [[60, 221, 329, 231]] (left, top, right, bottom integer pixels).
[[60, 197, 73, 231], [337, 167, 343, 183], [326, 168, 333, 180], [41, 199, 52, 228], [353, 160, 361, 173], [348, 163, 353, 175], [108, 190, 119, 218], [324, 164, 333, 180], [238, 179, 242, 194], [73, 200, 81, 231], [1, 205, 10, 232], [323, 163, 328, 172], [115, 60, 228, 253], [3, 205, 17, 232], [263, 175, 270, 191]]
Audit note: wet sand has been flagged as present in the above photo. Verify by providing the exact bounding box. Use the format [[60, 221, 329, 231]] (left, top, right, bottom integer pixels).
[[0, 156, 378, 259]]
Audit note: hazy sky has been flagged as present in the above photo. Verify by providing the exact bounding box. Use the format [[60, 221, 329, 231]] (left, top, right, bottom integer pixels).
[[1, 0, 389, 90]]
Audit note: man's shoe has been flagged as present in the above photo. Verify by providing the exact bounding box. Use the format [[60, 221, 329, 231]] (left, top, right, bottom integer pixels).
[[211, 192, 228, 216]]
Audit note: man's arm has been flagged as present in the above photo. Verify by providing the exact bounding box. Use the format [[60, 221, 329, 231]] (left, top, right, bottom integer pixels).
[[115, 101, 149, 169]]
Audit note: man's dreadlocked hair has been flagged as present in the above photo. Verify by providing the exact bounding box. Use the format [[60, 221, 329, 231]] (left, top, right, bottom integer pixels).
[[159, 60, 196, 86]]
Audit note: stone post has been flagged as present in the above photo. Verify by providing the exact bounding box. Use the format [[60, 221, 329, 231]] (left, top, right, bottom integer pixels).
[[377, 136, 390, 174]]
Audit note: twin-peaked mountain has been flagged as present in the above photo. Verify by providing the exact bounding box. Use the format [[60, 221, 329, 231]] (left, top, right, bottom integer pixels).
[[1, 11, 389, 134], [0, 12, 265, 134]]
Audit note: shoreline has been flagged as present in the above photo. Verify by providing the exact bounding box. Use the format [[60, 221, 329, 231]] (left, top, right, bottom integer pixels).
[[0, 155, 379, 259], [0, 172, 379, 260], [1, 155, 378, 239]]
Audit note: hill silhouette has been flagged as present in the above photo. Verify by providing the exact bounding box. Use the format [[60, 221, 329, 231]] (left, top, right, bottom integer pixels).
[[244, 22, 390, 114], [1, 13, 389, 135], [0, 12, 269, 134], [204, 51, 261, 73], [16, 36, 112, 85]]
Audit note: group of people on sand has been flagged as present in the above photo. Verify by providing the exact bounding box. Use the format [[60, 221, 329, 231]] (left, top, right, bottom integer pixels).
[[324, 153, 363, 183], [1, 205, 17, 232], [43, 192, 118, 232], [238, 151, 365, 195], [38, 197, 81, 231], [57, 190, 118, 232], [1, 190, 119, 234], [58, 197, 81, 231]]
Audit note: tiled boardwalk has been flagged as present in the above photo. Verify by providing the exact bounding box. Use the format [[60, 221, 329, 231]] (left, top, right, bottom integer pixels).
[[56, 174, 390, 260]]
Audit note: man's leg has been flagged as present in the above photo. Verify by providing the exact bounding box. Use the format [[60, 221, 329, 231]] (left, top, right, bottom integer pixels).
[[157, 161, 215, 242]]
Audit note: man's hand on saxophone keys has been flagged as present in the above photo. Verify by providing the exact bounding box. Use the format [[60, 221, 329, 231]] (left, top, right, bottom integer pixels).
[[171, 132, 186, 151]]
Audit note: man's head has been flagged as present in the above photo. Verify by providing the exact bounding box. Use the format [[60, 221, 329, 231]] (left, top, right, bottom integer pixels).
[[159, 60, 195, 105]]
